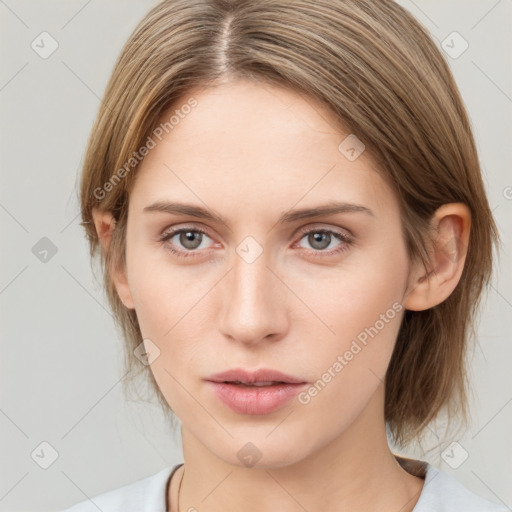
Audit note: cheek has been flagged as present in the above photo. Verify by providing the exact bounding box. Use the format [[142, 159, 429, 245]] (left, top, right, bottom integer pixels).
[[294, 238, 408, 348], [130, 265, 205, 413], [296, 237, 408, 398], [290, 287, 405, 445], [126, 240, 192, 336], [125, 244, 213, 385]]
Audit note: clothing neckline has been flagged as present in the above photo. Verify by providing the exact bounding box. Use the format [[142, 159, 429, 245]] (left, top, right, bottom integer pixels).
[[165, 463, 183, 512], [163, 454, 426, 512]]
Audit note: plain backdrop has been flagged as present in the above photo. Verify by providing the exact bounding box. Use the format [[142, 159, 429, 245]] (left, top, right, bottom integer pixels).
[[0, 1, 511, 511]]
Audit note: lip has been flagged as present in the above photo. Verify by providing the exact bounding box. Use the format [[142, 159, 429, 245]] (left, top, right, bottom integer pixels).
[[205, 368, 308, 415], [207, 368, 306, 384]]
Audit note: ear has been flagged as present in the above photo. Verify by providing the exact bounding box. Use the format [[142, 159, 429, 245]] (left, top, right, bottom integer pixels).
[[92, 207, 135, 310], [404, 203, 471, 311]]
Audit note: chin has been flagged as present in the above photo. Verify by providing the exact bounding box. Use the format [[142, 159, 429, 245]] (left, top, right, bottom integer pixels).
[[210, 430, 315, 470]]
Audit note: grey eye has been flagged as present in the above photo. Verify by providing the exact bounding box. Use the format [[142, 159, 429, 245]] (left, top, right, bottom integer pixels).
[[298, 230, 344, 252], [178, 230, 204, 250], [306, 232, 332, 250]]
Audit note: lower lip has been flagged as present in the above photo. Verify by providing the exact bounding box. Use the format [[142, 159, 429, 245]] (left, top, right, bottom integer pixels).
[[206, 381, 307, 415]]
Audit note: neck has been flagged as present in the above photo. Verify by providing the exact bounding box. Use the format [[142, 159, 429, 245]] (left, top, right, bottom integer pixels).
[[169, 384, 425, 512]]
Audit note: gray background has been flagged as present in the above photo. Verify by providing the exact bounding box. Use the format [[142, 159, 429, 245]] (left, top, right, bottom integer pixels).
[[0, 1, 510, 511]]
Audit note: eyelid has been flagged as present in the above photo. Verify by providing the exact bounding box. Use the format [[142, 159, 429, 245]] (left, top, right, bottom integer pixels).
[[294, 222, 354, 239], [159, 224, 214, 244], [159, 222, 354, 257], [291, 224, 354, 256], [160, 222, 353, 242]]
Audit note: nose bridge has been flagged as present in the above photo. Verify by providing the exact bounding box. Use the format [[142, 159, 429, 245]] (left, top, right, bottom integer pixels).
[[219, 241, 287, 344]]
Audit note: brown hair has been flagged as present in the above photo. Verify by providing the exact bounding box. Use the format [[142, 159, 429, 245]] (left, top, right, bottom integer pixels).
[[80, 0, 497, 448]]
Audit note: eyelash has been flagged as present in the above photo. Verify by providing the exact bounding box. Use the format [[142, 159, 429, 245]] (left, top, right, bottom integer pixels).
[[158, 225, 353, 259]]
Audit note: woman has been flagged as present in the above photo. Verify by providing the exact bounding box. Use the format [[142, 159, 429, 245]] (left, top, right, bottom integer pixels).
[[62, 0, 506, 510]]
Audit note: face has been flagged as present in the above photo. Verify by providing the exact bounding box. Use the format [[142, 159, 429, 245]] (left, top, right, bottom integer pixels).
[[117, 79, 413, 468]]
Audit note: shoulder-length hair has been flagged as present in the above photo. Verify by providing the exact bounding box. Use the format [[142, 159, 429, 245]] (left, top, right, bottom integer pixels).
[[80, 0, 497, 448]]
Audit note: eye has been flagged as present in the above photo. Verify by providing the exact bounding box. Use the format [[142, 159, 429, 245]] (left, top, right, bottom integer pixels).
[[159, 226, 215, 258], [295, 227, 353, 256], [159, 225, 354, 259]]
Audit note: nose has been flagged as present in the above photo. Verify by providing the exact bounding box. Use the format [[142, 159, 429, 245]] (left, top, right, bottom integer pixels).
[[218, 248, 289, 347]]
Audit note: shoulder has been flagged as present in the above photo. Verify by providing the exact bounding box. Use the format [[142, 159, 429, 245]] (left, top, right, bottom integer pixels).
[[59, 464, 181, 512], [414, 462, 509, 512]]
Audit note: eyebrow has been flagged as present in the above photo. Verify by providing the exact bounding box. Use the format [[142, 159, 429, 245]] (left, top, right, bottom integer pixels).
[[143, 200, 374, 227]]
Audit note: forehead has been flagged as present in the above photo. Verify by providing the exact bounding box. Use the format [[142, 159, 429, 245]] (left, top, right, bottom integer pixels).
[[130, 79, 398, 220], [156, 79, 350, 167]]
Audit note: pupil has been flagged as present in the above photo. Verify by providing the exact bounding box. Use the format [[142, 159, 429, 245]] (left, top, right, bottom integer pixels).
[[181, 231, 202, 249], [310, 232, 330, 250]]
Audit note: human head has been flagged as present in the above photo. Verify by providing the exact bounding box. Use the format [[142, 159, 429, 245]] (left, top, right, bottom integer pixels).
[[81, 0, 497, 449]]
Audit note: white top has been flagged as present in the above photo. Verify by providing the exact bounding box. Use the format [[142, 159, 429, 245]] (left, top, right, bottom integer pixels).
[[60, 457, 508, 512]]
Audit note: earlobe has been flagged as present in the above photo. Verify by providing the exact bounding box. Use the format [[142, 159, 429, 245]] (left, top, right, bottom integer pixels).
[[91, 208, 135, 310], [404, 203, 471, 311]]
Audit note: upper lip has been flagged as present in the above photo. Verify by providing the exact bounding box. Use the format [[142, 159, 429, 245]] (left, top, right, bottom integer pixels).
[[206, 368, 307, 384]]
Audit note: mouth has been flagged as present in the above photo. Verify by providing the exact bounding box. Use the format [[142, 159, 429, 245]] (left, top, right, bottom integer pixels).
[[206, 367, 307, 385], [205, 368, 308, 415], [220, 381, 293, 387]]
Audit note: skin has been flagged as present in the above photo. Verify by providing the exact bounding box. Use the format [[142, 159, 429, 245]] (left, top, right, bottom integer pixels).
[[93, 79, 470, 512]]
